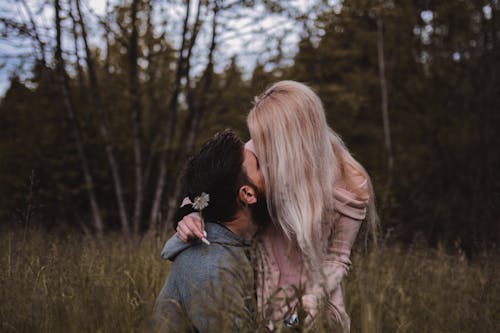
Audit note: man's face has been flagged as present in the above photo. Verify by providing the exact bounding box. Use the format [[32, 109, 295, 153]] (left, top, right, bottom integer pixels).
[[242, 149, 265, 192], [242, 148, 271, 226]]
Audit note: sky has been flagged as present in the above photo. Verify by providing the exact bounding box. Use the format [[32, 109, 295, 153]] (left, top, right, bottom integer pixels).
[[0, 0, 330, 97]]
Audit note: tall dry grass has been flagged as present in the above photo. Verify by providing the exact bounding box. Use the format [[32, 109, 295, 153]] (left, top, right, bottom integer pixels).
[[346, 245, 499, 333], [0, 229, 166, 332], [0, 228, 498, 332]]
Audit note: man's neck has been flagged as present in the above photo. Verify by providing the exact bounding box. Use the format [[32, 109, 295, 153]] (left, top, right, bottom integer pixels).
[[223, 210, 256, 241]]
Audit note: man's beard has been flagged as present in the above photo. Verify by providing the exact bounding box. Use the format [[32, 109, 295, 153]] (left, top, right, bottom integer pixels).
[[248, 187, 272, 228]]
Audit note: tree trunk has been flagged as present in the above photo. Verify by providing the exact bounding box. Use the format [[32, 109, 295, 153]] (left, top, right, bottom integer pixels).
[[68, 6, 87, 107], [164, 1, 220, 228], [376, 17, 394, 205], [55, 0, 103, 234], [185, 1, 218, 154], [149, 0, 193, 229], [143, 0, 159, 198], [20, 0, 46, 66], [129, 0, 144, 234], [75, 0, 130, 235], [104, 0, 111, 76]]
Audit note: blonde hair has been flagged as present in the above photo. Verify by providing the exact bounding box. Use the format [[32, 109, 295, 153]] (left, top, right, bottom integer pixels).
[[247, 81, 378, 266]]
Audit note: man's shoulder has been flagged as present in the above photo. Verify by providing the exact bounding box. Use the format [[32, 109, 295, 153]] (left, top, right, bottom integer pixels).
[[173, 242, 244, 273], [170, 244, 250, 295]]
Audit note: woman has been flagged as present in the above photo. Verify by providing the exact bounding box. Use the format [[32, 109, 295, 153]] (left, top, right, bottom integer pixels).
[[176, 81, 377, 331]]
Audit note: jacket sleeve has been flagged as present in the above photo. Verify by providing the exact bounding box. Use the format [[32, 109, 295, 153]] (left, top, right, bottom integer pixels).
[[302, 182, 369, 319], [323, 186, 368, 292]]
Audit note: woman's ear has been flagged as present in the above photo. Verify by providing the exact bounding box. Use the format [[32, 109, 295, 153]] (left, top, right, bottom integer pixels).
[[239, 185, 257, 205]]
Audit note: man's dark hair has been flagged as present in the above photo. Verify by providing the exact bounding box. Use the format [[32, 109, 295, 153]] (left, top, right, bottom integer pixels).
[[178, 129, 248, 223]]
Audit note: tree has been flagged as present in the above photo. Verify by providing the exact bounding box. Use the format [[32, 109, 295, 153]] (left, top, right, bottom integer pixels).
[[75, 0, 129, 234], [55, 0, 103, 234]]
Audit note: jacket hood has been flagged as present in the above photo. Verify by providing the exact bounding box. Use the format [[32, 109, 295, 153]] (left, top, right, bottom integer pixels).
[[160, 222, 249, 261]]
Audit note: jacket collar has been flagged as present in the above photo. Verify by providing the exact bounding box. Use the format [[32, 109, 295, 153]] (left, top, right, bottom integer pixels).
[[160, 222, 250, 261]]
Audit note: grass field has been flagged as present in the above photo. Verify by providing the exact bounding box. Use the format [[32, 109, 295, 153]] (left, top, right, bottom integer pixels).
[[0, 228, 498, 332]]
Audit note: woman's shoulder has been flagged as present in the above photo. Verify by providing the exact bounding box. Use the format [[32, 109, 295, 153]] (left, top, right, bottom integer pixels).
[[337, 159, 370, 196], [333, 161, 370, 219]]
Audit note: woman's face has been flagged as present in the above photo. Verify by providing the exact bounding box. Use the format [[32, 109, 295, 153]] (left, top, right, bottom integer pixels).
[[242, 148, 265, 192]]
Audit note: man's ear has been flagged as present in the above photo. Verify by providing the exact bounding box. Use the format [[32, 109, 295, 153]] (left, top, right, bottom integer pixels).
[[239, 185, 257, 205]]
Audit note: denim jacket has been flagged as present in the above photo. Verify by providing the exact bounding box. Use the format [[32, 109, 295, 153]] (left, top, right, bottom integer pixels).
[[154, 222, 255, 332]]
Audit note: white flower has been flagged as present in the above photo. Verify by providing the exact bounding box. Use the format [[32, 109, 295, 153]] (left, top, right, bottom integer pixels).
[[192, 192, 210, 211]]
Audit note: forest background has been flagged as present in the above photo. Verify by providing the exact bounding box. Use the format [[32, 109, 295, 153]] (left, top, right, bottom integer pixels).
[[1, 0, 498, 251], [0, 1, 499, 331]]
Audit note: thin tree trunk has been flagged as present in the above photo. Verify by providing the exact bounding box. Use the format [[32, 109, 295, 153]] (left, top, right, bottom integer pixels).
[[376, 17, 394, 205], [104, 0, 111, 76], [143, 0, 159, 197], [164, 1, 219, 228], [75, 0, 130, 235], [163, 0, 203, 176], [55, 0, 103, 234], [185, 1, 218, 153], [129, 0, 144, 233], [68, 6, 87, 105], [20, 0, 46, 66], [149, 0, 193, 229], [181, 0, 204, 100], [145, 0, 156, 144]]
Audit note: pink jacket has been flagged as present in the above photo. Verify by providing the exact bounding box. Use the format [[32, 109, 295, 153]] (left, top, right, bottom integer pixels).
[[255, 180, 369, 332]]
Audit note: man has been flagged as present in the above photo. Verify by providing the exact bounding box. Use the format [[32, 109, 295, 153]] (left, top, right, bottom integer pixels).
[[154, 130, 267, 332]]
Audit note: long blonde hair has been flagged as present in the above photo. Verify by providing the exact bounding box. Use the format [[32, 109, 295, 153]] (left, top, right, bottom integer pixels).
[[247, 81, 378, 265]]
